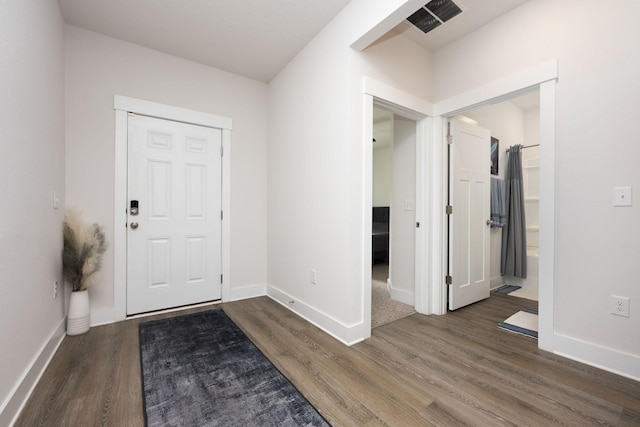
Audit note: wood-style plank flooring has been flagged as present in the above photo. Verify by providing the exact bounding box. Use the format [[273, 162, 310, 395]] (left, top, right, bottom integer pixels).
[[15, 294, 640, 426]]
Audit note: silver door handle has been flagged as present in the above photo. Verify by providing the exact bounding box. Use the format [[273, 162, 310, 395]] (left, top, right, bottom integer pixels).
[[130, 222, 139, 229], [486, 219, 493, 226]]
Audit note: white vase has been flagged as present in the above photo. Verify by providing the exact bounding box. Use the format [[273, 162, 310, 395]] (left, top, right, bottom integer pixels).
[[67, 289, 90, 335]]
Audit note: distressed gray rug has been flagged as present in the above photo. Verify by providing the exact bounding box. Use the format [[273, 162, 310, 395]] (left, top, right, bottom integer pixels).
[[139, 309, 330, 426]]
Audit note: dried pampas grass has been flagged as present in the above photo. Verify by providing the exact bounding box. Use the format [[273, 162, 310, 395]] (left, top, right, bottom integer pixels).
[[63, 208, 107, 292]]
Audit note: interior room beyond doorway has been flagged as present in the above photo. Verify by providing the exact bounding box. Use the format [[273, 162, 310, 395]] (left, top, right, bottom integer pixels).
[[446, 88, 541, 339], [371, 106, 417, 328]]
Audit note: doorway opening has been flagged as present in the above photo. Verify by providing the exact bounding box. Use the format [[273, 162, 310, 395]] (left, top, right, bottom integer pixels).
[[444, 89, 541, 336], [113, 95, 232, 322], [371, 106, 418, 328], [362, 62, 556, 348]]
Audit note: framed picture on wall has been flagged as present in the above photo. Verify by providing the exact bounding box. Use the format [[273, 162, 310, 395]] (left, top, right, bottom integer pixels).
[[490, 137, 499, 175]]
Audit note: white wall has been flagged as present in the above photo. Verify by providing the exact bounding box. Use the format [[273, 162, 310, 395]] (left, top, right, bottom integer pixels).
[[523, 108, 540, 150], [433, 0, 640, 370], [522, 108, 541, 251], [373, 109, 394, 207], [390, 117, 416, 300], [0, 0, 66, 423], [268, 0, 431, 340], [65, 26, 269, 322], [373, 143, 392, 207]]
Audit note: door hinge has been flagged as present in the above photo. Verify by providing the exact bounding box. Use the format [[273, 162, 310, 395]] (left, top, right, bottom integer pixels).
[[221, 210, 224, 220], [446, 205, 453, 215], [445, 275, 452, 285], [220, 146, 224, 157], [447, 122, 453, 145], [220, 274, 223, 284]]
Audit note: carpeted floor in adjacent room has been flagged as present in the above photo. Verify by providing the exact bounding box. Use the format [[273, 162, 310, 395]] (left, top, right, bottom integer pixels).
[[371, 262, 416, 328]]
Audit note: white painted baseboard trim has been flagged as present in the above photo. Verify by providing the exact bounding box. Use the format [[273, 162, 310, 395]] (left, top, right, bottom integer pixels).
[[1, 317, 66, 427], [88, 282, 266, 327], [228, 283, 266, 302], [90, 307, 116, 327], [266, 285, 366, 346], [490, 276, 504, 289], [387, 278, 415, 306], [553, 334, 640, 382]]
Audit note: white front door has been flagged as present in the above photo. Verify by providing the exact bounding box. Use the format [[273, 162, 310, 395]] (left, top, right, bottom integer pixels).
[[127, 114, 222, 315], [448, 119, 491, 310]]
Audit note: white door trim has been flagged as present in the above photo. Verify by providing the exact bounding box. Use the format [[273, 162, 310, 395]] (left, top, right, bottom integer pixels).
[[113, 95, 232, 321], [431, 61, 558, 352], [432, 59, 558, 117]]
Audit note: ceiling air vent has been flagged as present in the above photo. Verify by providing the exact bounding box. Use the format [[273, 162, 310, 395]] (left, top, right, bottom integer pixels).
[[407, 0, 463, 34]]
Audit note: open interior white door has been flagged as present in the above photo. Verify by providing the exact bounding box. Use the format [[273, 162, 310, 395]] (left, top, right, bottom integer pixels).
[[127, 114, 222, 315], [448, 118, 491, 310]]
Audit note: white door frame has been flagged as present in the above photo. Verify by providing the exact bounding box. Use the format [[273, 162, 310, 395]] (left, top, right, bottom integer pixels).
[[363, 77, 433, 340], [113, 95, 232, 321], [431, 60, 558, 351]]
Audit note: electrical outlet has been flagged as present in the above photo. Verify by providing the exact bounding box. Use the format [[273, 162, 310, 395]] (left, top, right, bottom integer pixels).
[[53, 281, 58, 299], [53, 191, 60, 209], [610, 295, 630, 317], [310, 269, 317, 285]]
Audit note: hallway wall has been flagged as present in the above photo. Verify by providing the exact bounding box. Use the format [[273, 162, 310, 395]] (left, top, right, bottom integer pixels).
[[65, 25, 269, 322], [433, 0, 640, 374], [0, 1, 66, 423]]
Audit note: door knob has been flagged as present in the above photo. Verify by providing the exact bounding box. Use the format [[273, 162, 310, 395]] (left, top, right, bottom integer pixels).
[[486, 219, 494, 226], [130, 222, 139, 229]]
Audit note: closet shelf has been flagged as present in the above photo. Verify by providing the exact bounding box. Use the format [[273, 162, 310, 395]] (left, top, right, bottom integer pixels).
[[525, 197, 540, 202]]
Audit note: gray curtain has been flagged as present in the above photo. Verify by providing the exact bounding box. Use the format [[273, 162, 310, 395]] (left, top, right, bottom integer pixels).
[[501, 145, 527, 278]]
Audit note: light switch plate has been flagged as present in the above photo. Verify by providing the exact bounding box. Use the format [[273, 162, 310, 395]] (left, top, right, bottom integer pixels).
[[613, 187, 632, 207], [404, 200, 416, 211]]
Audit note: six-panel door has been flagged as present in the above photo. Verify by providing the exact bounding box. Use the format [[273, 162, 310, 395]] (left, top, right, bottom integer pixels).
[[127, 114, 222, 315]]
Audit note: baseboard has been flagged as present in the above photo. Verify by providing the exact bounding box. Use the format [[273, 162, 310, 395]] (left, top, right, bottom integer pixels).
[[90, 307, 116, 327], [228, 283, 267, 302], [89, 284, 267, 327], [387, 278, 414, 306], [490, 276, 504, 288], [0, 317, 66, 427], [553, 333, 640, 382], [266, 285, 367, 346]]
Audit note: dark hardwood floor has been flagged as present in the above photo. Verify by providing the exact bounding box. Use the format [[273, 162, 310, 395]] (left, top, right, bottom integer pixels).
[[15, 294, 640, 426]]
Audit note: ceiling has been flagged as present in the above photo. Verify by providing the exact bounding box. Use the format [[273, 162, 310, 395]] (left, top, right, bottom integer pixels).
[[57, 0, 352, 83], [393, 0, 528, 51], [58, 0, 527, 83]]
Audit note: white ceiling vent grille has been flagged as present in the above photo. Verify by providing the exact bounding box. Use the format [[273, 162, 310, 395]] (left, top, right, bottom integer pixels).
[[407, 0, 463, 34]]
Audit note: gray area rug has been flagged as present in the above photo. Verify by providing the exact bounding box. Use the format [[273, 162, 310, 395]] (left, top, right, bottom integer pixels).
[[495, 284, 522, 294], [498, 308, 538, 339], [139, 309, 330, 426]]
